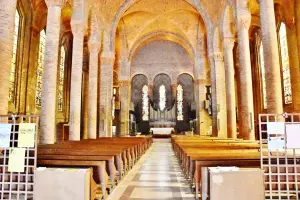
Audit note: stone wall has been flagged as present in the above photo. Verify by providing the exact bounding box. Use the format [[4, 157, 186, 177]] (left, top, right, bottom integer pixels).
[[131, 40, 194, 84]]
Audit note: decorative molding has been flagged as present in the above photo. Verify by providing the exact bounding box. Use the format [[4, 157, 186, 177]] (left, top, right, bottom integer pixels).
[[88, 40, 101, 53], [70, 20, 85, 36], [30, 26, 39, 37], [45, 0, 65, 7], [101, 56, 115, 65], [119, 80, 130, 87], [236, 13, 251, 30], [223, 38, 235, 50], [194, 79, 206, 85], [213, 52, 224, 62]]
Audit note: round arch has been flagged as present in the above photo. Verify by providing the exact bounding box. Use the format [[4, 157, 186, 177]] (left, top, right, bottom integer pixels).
[[128, 31, 195, 63], [108, 0, 211, 51]]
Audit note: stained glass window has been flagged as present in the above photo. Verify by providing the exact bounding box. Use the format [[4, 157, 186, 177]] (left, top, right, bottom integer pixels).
[[177, 84, 183, 120], [159, 85, 166, 111], [259, 42, 267, 109], [58, 46, 65, 111], [142, 85, 149, 121], [9, 10, 20, 103], [35, 30, 46, 107], [279, 23, 292, 104]]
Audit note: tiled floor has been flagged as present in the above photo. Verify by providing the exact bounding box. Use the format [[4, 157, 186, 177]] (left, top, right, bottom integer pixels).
[[107, 139, 195, 200]]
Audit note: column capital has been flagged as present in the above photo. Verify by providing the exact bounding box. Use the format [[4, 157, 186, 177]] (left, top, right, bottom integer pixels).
[[71, 20, 85, 36], [223, 37, 235, 50], [119, 80, 130, 87], [30, 26, 39, 37], [236, 11, 251, 30], [213, 52, 224, 62], [88, 40, 101, 54], [45, 0, 65, 7], [101, 51, 115, 65], [194, 79, 206, 85]]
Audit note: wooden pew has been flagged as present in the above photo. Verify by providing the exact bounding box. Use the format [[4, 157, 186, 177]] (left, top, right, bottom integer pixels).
[[38, 160, 107, 200], [37, 137, 153, 199]]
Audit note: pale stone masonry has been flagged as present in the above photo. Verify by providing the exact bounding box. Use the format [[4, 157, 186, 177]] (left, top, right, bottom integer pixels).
[[236, 10, 255, 140], [100, 53, 115, 137], [223, 38, 237, 139], [0, 0, 17, 115], [40, 0, 65, 144], [69, 20, 85, 141], [286, 24, 300, 112], [119, 80, 131, 136], [88, 40, 100, 139], [213, 52, 227, 138], [259, 0, 283, 114]]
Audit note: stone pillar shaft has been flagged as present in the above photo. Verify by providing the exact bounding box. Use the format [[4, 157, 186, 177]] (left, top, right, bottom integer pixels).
[[0, 1, 18, 114], [99, 54, 115, 137], [214, 53, 227, 138], [297, 1, 300, 63], [69, 22, 85, 141], [223, 38, 237, 139], [195, 79, 206, 135], [259, 0, 283, 113], [119, 80, 130, 136], [286, 25, 300, 111], [209, 55, 218, 136], [236, 12, 255, 140], [88, 43, 100, 139], [40, 3, 63, 144]]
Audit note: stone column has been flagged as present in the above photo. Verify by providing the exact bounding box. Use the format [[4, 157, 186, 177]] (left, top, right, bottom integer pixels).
[[194, 79, 206, 135], [40, 0, 65, 144], [286, 23, 300, 111], [236, 11, 255, 140], [88, 40, 100, 139], [259, 0, 283, 114], [295, 1, 300, 71], [82, 68, 88, 139], [99, 53, 115, 137], [69, 20, 85, 141], [0, 0, 18, 115], [26, 27, 39, 115], [223, 38, 237, 138], [213, 52, 227, 138], [119, 80, 130, 136]]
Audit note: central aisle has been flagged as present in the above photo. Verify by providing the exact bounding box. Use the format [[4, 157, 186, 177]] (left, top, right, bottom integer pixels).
[[107, 139, 195, 200]]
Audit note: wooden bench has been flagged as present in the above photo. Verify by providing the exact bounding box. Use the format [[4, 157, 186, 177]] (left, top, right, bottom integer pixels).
[[38, 160, 107, 200], [37, 137, 153, 199]]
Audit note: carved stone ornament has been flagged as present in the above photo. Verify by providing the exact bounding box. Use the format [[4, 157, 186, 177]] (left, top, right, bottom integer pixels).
[[194, 79, 206, 85], [101, 55, 115, 65], [213, 52, 224, 62], [30, 26, 39, 37], [88, 40, 101, 53], [119, 80, 130, 87], [223, 38, 235, 50], [70, 20, 85, 36], [237, 14, 251, 30], [45, 0, 65, 7]]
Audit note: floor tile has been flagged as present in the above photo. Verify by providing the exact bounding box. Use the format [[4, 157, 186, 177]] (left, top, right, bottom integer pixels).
[[107, 139, 195, 200]]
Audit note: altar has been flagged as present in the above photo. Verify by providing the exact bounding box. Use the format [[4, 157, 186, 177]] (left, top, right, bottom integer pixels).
[[150, 128, 174, 135]]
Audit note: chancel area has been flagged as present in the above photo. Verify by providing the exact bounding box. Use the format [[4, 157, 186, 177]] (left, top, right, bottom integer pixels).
[[1, 0, 300, 199]]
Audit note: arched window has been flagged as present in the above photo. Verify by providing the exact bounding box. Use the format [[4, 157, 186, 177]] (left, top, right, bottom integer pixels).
[[9, 10, 20, 103], [58, 46, 65, 111], [279, 23, 292, 104], [259, 42, 267, 109], [35, 30, 46, 107], [159, 85, 166, 111], [142, 85, 149, 121], [177, 84, 183, 120]]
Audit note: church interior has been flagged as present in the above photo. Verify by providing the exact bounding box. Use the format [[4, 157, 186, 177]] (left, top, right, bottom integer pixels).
[[1, 0, 300, 199]]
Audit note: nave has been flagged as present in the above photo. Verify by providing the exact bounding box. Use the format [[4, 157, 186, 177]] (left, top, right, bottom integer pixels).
[[107, 139, 194, 200]]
